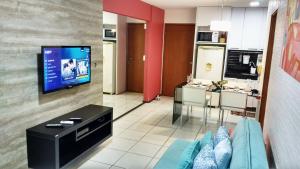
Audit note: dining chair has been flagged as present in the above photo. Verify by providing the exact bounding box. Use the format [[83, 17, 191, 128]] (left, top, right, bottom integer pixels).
[[182, 86, 210, 126], [219, 90, 248, 126]]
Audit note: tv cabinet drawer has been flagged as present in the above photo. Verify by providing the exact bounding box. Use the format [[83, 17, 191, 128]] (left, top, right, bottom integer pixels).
[[76, 113, 112, 140], [59, 123, 112, 167]]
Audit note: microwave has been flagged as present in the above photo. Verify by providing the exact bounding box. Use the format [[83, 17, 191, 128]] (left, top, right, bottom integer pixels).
[[103, 28, 116, 40], [197, 31, 219, 43]]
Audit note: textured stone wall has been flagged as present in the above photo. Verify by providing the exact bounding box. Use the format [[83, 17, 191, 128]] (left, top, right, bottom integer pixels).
[[0, 0, 103, 168]]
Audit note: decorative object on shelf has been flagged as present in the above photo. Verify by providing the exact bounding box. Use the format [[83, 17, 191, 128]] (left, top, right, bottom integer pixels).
[[211, 80, 228, 92], [281, 0, 300, 82], [219, 32, 227, 43]]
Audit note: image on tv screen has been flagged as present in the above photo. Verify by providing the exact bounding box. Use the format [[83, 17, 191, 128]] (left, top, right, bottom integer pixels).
[[42, 46, 91, 93]]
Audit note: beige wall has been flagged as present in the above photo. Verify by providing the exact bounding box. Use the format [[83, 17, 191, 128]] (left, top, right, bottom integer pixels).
[[0, 0, 103, 168], [165, 8, 196, 23], [264, 0, 300, 168], [116, 15, 128, 94]]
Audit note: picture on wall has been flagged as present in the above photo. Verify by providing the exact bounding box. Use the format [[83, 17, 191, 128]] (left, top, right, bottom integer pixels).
[[281, 0, 300, 82]]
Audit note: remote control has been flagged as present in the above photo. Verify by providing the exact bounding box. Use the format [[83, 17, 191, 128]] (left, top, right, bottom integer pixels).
[[60, 121, 74, 125], [69, 117, 83, 122], [45, 124, 64, 128]]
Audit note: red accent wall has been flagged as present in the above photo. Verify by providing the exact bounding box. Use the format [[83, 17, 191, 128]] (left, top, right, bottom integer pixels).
[[103, 0, 151, 21], [144, 7, 165, 101], [103, 0, 165, 102]]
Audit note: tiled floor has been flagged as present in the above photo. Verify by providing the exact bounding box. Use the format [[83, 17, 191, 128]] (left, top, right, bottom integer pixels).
[[103, 92, 143, 120], [79, 97, 242, 169]]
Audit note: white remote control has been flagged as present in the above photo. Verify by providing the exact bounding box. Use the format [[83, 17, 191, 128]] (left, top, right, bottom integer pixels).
[[60, 120, 74, 125]]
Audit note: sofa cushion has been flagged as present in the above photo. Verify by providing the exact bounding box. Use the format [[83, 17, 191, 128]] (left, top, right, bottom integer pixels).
[[214, 138, 232, 169], [154, 140, 192, 169], [214, 126, 230, 146], [230, 119, 251, 169], [200, 131, 214, 148], [177, 140, 201, 169], [248, 120, 268, 169], [193, 144, 217, 169]]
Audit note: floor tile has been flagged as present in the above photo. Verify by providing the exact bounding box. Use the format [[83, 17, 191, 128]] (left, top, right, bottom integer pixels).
[[90, 148, 126, 165], [145, 158, 160, 169], [117, 130, 146, 141], [141, 134, 169, 145], [129, 123, 155, 133], [106, 137, 137, 151], [79, 161, 111, 169], [113, 127, 125, 136], [155, 146, 169, 158], [164, 137, 177, 147], [148, 126, 175, 137], [171, 129, 198, 140], [114, 153, 152, 169], [129, 142, 161, 157], [110, 166, 125, 169], [114, 121, 134, 129]]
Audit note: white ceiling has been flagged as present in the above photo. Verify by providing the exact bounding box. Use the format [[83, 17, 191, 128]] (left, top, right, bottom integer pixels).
[[142, 0, 269, 9]]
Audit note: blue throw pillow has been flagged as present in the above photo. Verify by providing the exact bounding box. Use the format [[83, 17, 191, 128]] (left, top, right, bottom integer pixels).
[[214, 138, 232, 169], [200, 131, 213, 148], [177, 141, 201, 169], [193, 144, 217, 169], [214, 126, 229, 146]]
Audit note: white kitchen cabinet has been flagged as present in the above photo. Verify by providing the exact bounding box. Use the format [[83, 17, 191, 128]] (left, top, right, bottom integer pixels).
[[227, 8, 245, 49], [227, 7, 268, 50], [242, 8, 266, 50], [196, 7, 232, 27]]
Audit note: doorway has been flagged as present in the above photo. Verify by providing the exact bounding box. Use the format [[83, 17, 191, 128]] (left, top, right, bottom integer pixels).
[[102, 12, 145, 120], [127, 23, 145, 93], [162, 24, 195, 97], [259, 10, 278, 128]]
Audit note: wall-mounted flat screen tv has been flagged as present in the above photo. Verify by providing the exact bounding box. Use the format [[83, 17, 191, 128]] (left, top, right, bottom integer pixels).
[[42, 46, 91, 93]]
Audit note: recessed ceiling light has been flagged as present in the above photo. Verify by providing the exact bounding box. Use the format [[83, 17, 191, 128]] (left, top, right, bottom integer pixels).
[[250, 1, 260, 7]]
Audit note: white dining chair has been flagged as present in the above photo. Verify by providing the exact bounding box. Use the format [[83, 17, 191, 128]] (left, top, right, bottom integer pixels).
[[219, 90, 248, 125], [182, 86, 210, 126]]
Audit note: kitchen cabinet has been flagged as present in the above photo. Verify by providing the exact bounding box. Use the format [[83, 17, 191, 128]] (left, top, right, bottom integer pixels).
[[242, 8, 267, 50], [227, 7, 267, 50], [227, 8, 245, 49], [196, 7, 232, 27]]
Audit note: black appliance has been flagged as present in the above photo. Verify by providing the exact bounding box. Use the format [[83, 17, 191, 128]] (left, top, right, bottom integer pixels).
[[225, 49, 263, 80], [103, 28, 116, 40], [197, 31, 219, 43]]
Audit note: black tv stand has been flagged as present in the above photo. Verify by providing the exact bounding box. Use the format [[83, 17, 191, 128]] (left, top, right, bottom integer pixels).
[[26, 105, 113, 169]]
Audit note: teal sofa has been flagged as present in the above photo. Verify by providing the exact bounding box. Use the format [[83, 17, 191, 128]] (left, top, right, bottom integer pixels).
[[154, 119, 268, 169]]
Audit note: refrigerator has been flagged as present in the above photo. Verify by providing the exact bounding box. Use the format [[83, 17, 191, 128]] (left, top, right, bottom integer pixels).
[[195, 44, 226, 81], [103, 41, 116, 94]]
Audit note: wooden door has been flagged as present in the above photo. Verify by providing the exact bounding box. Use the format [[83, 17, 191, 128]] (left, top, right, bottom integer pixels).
[[162, 24, 195, 96], [127, 23, 145, 93], [259, 11, 277, 128]]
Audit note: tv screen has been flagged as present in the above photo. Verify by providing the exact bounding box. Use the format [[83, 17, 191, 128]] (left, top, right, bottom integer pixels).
[[42, 46, 91, 93]]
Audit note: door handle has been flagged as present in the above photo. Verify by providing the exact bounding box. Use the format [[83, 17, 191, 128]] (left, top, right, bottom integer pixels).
[[143, 55, 146, 61]]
